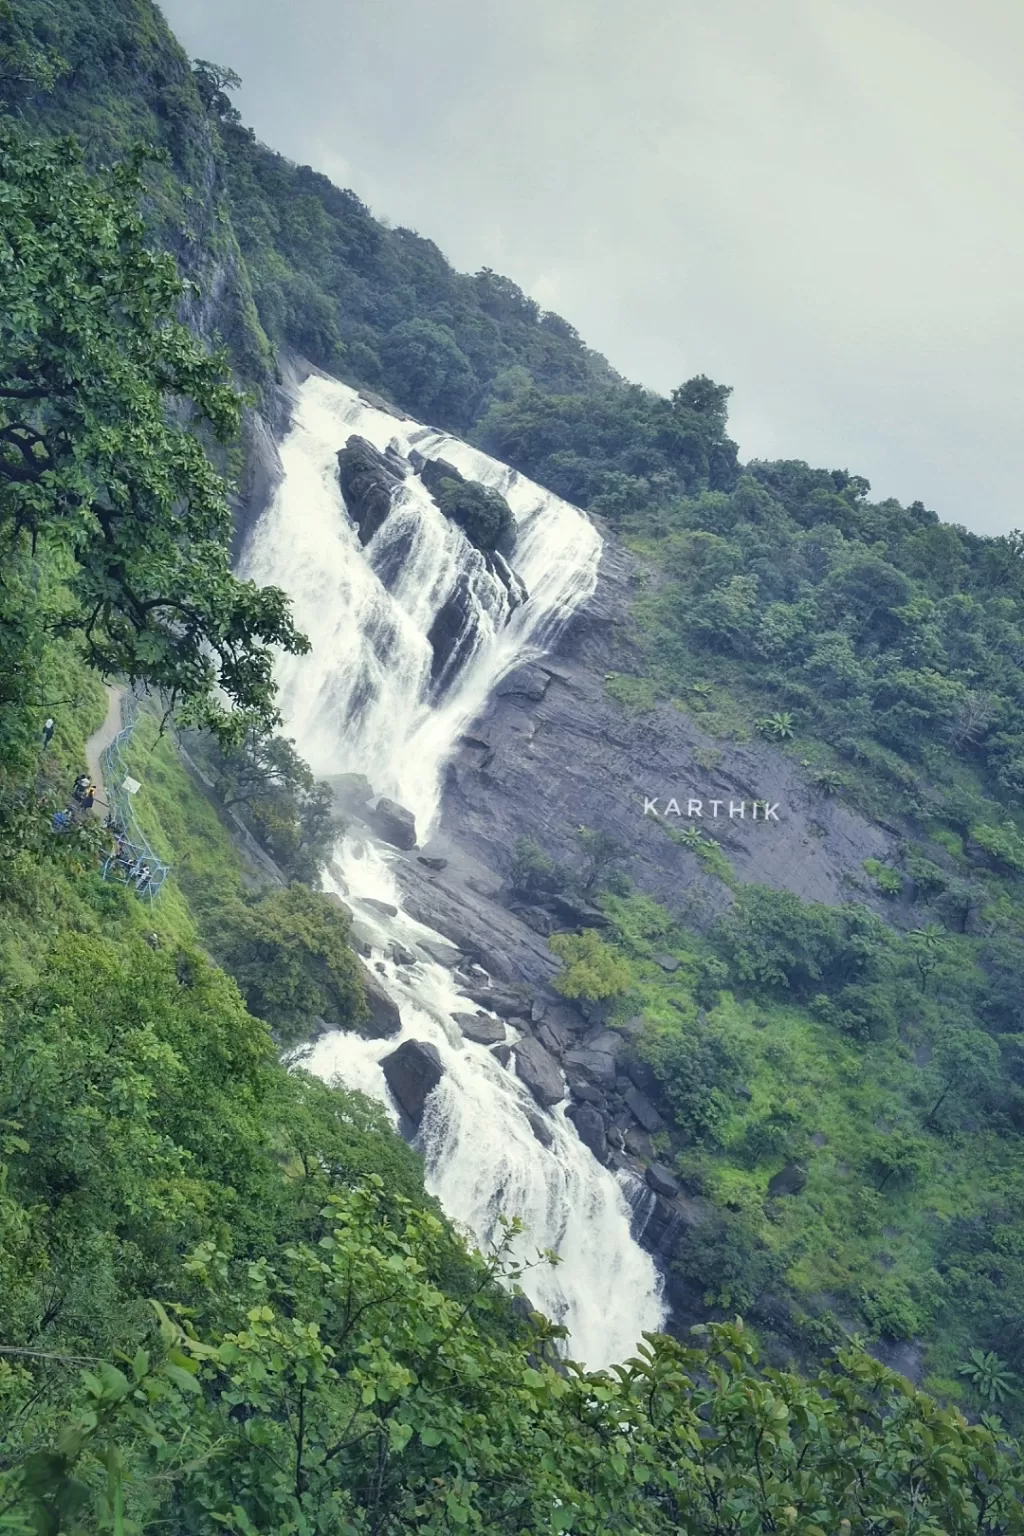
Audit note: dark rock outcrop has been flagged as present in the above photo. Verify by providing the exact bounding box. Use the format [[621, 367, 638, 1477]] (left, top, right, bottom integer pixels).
[[524, 1107, 554, 1148], [646, 1162, 680, 1198], [371, 797, 417, 851], [427, 573, 478, 685], [337, 435, 405, 545], [567, 1103, 608, 1162], [452, 1012, 505, 1046], [358, 962, 402, 1038], [624, 1085, 665, 1134], [381, 1039, 444, 1124], [767, 1162, 808, 1198], [436, 533, 896, 928], [460, 985, 533, 1019], [564, 1046, 617, 1089], [512, 1037, 565, 1107]]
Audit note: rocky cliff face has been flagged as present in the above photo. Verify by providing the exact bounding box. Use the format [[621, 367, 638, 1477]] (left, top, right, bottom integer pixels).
[[436, 529, 895, 922]]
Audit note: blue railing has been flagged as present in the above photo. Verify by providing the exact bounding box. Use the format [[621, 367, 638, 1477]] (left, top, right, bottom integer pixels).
[[99, 691, 171, 903]]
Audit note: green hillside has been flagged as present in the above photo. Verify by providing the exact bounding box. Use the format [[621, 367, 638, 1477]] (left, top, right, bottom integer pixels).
[[4, 0, 1024, 1524]]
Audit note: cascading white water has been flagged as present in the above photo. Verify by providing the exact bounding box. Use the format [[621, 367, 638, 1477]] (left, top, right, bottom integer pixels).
[[243, 373, 665, 1367]]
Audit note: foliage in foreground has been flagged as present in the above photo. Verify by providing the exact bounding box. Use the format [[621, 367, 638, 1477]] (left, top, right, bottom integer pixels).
[[0, 125, 306, 744], [3, 1186, 1024, 1533]]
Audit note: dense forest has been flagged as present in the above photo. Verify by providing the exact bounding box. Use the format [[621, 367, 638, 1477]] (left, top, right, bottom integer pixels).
[[4, 0, 1024, 1526]]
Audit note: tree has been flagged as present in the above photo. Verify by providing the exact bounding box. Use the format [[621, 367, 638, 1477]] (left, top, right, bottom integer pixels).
[[907, 923, 946, 993], [191, 59, 242, 122], [550, 928, 632, 1001], [641, 1017, 742, 1142], [575, 824, 628, 893], [959, 1348, 1018, 1405], [379, 319, 479, 430], [924, 1026, 1000, 1131], [191, 723, 341, 882], [209, 884, 367, 1046], [866, 1128, 931, 1194], [432, 475, 513, 553], [0, 0, 65, 99], [0, 128, 307, 743]]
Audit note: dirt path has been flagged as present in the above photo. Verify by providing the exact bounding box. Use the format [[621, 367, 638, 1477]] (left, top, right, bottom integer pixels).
[[84, 684, 124, 815]]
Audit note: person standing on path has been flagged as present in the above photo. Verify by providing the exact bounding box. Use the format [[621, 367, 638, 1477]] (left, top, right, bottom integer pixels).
[[42, 717, 55, 747]]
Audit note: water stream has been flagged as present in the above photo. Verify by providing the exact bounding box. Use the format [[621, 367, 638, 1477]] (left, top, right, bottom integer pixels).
[[242, 373, 665, 1367]]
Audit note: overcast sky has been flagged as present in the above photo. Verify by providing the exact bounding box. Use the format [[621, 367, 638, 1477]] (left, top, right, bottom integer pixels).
[[160, 0, 1023, 535]]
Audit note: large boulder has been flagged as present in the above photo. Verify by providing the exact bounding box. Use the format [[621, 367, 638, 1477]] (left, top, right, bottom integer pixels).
[[382, 1039, 444, 1124], [427, 573, 478, 686], [645, 1162, 680, 1199], [536, 1017, 574, 1057], [564, 1047, 617, 1089], [767, 1162, 808, 1199], [372, 797, 417, 851], [452, 1011, 505, 1046], [461, 985, 532, 1020], [512, 1037, 565, 1107], [337, 436, 405, 545], [567, 1103, 608, 1163], [358, 961, 402, 1038], [624, 1085, 665, 1134]]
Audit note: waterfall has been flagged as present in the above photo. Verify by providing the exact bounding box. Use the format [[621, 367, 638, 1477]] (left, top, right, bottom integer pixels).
[[243, 373, 665, 1368]]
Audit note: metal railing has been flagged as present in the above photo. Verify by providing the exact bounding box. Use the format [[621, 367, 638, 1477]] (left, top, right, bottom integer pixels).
[[99, 691, 171, 903]]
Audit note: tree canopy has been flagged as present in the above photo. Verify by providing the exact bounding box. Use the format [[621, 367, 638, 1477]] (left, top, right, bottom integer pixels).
[[0, 126, 306, 742]]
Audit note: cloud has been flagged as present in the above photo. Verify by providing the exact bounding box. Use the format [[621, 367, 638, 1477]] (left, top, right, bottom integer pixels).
[[161, 0, 1024, 532]]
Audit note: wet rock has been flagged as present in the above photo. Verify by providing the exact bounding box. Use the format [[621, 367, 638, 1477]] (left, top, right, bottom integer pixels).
[[512, 1037, 565, 1107], [567, 1103, 608, 1162], [536, 1015, 575, 1057], [461, 985, 533, 1019], [767, 1162, 808, 1199], [530, 998, 548, 1024], [419, 455, 464, 499], [427, 573, 478, 686], [372, 797, 417, 851], [337, 436, 404, 545], [623, 1085, 665, 1134], [487, 550, 527, 609], [524, 1106, 554, 1149], [419, 937, 463, 967], [497, 664, 551, 702], [326, 771, 374, 807], [654, 954, 681, 973], [452, 1012, 505, 1046], [358, 961, 402, 1038], [349, 922, 374, 957], [625, 1127, 654, 1160], [490, 1042, 512, 1067], [381, 1039, 444, 1124], [325, 891, 354, 919], [363, 897, 399, 919], [646, 1162, 680, 1199], [641, 1193, 703, 1258], [566, 1075, 606, 1108], [418, 855, 448, 871], [564, 1047, 617, 1088], [387, 941, 416, 966]]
